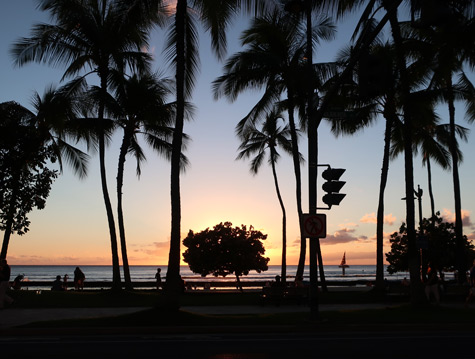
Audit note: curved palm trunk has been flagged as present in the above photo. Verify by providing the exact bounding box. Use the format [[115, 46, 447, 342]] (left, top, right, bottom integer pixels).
[[376, 97, 395, 289], [99, 72, 121, 291], [117, 128, 133, 291], [270, 151, 287, 285], [0, 180, 20, 259], [166, 0, 186, 308], [446, 81, 466, 282], [286, 90, 305, 280], [386, 3, 422, 304]]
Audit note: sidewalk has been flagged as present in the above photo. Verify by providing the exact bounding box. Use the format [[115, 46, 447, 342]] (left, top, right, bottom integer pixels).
[[0, 303, 402, 330]]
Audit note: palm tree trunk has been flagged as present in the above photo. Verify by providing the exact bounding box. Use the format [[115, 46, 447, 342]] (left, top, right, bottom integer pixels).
[[385, 2, 423, 305], [270, 152, 286, 285], [166, 0, 186, 308], [376, 99, 395, 289], [117, 130, 133, 291], [99, 71, 121, 291], [0, 180, 20, 259], [426, 157, 436, 220], [286, 90, 305, 280], [447, 81, 466, 283]]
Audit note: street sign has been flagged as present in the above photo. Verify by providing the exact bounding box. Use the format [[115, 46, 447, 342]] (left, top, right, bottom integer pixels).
[[301, 214, 327, 238]]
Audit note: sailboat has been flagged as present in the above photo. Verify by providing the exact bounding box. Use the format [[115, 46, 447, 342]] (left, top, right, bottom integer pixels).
[[339, 252, 349, 275]]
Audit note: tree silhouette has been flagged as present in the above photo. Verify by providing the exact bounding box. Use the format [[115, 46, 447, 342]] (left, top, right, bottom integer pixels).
[[213, 9, 336, 280], [107, 72, 187, 290], [183, 221, 269, 292], [164, 0, 274, 298], [236, 108, 296, 284], [12, 0, 164, 290], [0, 102, 58, 259]]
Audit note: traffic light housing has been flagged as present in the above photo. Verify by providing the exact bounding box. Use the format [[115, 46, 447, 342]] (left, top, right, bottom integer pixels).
[[322, 168, 346, 208]]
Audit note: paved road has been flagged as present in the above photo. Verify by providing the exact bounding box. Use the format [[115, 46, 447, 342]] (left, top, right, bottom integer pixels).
[[1, 329, 475, 358], [2, 303, 475, 358]]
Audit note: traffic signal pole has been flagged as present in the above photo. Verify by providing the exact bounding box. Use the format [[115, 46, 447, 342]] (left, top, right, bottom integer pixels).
[[305, 0, 319, 322]]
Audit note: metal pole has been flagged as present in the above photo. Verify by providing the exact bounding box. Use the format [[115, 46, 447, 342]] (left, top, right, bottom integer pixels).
[[416, 185, 423, 228], [305, 0, 319, 321]]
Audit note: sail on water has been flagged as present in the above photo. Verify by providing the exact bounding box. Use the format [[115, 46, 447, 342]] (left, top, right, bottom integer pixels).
[[339, 252, 349, 275]]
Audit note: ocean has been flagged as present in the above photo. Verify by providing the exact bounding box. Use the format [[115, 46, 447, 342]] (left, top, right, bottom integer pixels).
[[9, 264, 412, 290]]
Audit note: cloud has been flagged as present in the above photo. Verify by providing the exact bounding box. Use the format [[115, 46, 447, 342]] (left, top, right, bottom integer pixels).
[[291, 237, 301, 247], [441, 209, 473, 227], [133, 241, 170, 257], [360, 213, 376, 224], [360, 212, 396, 225], [321, 228, 368, 245]]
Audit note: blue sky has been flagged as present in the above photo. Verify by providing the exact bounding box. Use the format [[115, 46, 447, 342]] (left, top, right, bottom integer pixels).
[[1, 1, 474, 266]]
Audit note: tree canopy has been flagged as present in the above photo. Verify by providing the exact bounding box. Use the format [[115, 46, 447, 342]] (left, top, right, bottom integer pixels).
[[0, 101, 58, 258], [386, 212, 475, 275], [182, 221, 270, 290]]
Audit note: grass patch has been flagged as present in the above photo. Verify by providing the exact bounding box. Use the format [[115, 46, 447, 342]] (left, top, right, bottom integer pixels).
[[8, 288, 396, 309], [8, 290, 267, 308]]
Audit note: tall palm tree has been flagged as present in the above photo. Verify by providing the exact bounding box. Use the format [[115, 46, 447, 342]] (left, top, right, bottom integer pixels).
[[12, 0, 165, 290], [348, 0, 424, 303], [404, 2, 475, 281], [236, 109, 296, 285], [164, 0, 274, 297], [213, 9, 336, 280], [105, 72, 181, 290], [110, 72, 190, 290], [325, 39, 391, 288]]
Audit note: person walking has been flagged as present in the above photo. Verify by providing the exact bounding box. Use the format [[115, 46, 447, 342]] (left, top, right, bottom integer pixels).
[[155, 268, 162, 290], [0, 258, 14, 308], [74, 267, 86, 291]]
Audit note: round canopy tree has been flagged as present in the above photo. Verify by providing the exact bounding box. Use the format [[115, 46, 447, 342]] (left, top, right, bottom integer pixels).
[[386, 212, 475, 277], [182, 221, 270, 291]]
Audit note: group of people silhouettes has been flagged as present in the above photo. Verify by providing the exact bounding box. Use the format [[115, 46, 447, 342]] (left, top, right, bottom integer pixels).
[[51, 267, 85, 291]]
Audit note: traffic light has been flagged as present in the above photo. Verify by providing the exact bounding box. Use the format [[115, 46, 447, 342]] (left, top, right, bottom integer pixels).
[[322, 168, 346, 208]]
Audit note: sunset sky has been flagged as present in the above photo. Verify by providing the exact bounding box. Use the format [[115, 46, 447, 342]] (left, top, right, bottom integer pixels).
[[1, 1, 474, 267]]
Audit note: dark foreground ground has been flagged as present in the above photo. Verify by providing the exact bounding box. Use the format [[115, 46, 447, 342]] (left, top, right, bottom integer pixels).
[[1, 286, 475, 358]]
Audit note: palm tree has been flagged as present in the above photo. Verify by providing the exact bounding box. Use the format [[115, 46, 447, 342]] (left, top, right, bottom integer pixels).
[[404, 2, 475, 281], [164, 0, 274, 297], [213, 9, 336, 281], [29, 84, 90, 180], [108, 72, 189, 290], [0, 86, 89, 259], [325, 39, 391, 288], [236, 108, 296, 285], [345, 0, 426, 303], [12, 0, 165, 290], [391, 120, 469, 221]]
